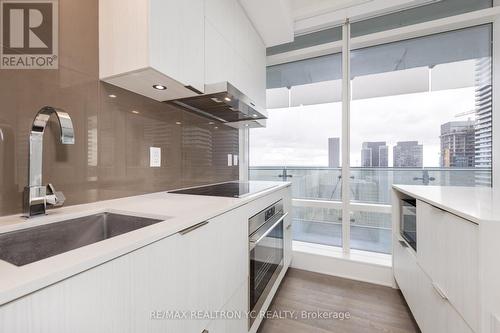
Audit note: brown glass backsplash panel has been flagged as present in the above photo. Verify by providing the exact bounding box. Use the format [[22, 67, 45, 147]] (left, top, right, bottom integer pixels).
[[0, 0, 238, 217]]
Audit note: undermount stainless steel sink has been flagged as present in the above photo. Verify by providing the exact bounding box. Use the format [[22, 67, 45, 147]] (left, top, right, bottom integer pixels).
[[0, 212, 163, 266]]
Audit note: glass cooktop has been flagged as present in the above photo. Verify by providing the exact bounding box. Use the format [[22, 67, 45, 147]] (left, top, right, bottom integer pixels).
[[168, 181, 278, 198]]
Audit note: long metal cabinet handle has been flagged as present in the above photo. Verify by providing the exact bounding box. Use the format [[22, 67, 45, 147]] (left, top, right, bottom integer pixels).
[[250, 213, 289, 245], [432, 282, 448, 300], [178, 221, 209, 235]]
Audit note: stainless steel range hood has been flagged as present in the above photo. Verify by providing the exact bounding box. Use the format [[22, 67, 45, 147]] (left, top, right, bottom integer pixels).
[[167, 82, 267, 128]]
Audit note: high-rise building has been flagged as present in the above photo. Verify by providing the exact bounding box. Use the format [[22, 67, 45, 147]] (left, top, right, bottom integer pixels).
[[474, 57, 492, 168], [361, 142, 388, 167], [393, 141, 423, 168], [328, 137, 340, 168], [379, 145, 388, 167], [440, 121, 475, 167]]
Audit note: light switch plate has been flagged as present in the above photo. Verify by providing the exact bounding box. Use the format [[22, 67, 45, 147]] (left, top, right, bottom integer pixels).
[[150, 147, 161, 167], [227, 154, 233, 166], [233, 154, 238, 166]]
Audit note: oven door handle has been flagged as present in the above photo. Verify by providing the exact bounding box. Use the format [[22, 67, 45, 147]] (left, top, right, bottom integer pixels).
[[249, 212, 288, 247]]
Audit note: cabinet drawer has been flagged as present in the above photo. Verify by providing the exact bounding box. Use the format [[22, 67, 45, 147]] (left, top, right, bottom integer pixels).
[[417, 265, 447, 333], [393, 236, 420, 320], [417, 264, 474, 333], [417, 201, 479, 331]]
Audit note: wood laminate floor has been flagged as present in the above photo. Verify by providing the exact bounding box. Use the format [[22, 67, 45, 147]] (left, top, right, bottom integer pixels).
[[258, 268, 420, 333]]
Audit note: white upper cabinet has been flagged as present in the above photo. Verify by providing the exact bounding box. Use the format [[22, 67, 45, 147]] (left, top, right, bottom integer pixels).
[[100, 0, 267, 108], [99, 0, 205, 101], [204, 0, 267, 108]]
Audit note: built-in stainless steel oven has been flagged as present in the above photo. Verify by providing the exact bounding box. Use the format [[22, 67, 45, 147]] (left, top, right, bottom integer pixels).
[[400, 198, 417, 251], [248, 200, 287, 328]]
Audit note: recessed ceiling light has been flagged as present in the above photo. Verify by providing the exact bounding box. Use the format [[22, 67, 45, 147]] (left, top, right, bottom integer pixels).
[[224, 97, 231, 102], [176, 121, 182, 125], [108, 94, 117, 98], [208, 122, 214, 125], [131, 110, 140, 114], [252, 114, 258, 118], [153, 84, 167, 90], [214, 126, 218, 129], [245, 124, 249, 127]]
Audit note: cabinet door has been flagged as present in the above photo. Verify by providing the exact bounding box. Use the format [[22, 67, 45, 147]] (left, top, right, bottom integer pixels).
[[179, 0, 205, 92], [417, 200, 447, 286], [393, 237, 420, 319], [206, 207, 249, 309], [207, 282, 248, 333], [178, 206, 248, 315], [417, 267, 447, 333], [205, 19, 235, 85], [443, 212, 479, 332], [150, 0, 205, 92], [417, 201, 479, 331]]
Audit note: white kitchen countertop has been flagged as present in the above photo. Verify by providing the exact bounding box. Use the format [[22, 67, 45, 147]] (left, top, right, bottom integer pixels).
[[0, 181, 290, 306], [393, 185, 500, 224]]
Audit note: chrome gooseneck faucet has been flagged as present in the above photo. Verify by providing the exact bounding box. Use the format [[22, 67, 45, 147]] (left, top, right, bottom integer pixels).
[[23, 106, 75, 217]]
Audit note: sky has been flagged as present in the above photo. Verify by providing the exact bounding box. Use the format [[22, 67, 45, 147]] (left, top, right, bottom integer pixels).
[[249, 86, 476, 167]]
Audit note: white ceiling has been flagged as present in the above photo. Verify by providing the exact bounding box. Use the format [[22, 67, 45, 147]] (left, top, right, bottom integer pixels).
[[238, 0, 294, 47], [239, 0, 440, 47]]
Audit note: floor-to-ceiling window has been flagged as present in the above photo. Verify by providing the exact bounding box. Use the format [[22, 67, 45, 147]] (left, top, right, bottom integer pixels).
[[250, 53, 345, 248], [348, 25, 492, 254], [250, 5, 493, 257]]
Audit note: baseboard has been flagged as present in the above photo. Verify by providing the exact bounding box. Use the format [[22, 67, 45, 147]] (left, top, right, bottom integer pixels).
[[291, 242, 396, 288]]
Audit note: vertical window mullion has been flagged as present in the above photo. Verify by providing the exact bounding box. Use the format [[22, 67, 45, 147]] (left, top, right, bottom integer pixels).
[[493, 15, 500, 189], [341, 20, 351, 254]]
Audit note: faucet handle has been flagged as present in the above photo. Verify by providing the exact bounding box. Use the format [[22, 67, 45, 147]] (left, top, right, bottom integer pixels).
[[46, 183, 66, 207]]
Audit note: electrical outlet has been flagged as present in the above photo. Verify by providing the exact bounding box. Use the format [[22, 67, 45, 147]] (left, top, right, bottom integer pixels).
[[233, 154, 238, 166], [150, 147, 161, 167], [227, 154, 233, 166]]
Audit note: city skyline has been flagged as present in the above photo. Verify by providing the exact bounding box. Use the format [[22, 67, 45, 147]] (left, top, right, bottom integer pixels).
[[250, 87, 487, 168]]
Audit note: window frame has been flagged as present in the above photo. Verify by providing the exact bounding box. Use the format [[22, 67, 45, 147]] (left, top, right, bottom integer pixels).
[[245, 6, 500, 258]]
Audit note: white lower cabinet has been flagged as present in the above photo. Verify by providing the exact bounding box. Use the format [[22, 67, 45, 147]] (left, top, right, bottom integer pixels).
[[0, 206, 248, 333], [394, 195, 480, 333], [394, 237, 475, 333], [417, 201, 479, 331], [207, 282, 248, 333]]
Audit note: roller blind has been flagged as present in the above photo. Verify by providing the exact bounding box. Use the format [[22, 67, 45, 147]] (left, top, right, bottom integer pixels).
[[267, 25, 492, 89]]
